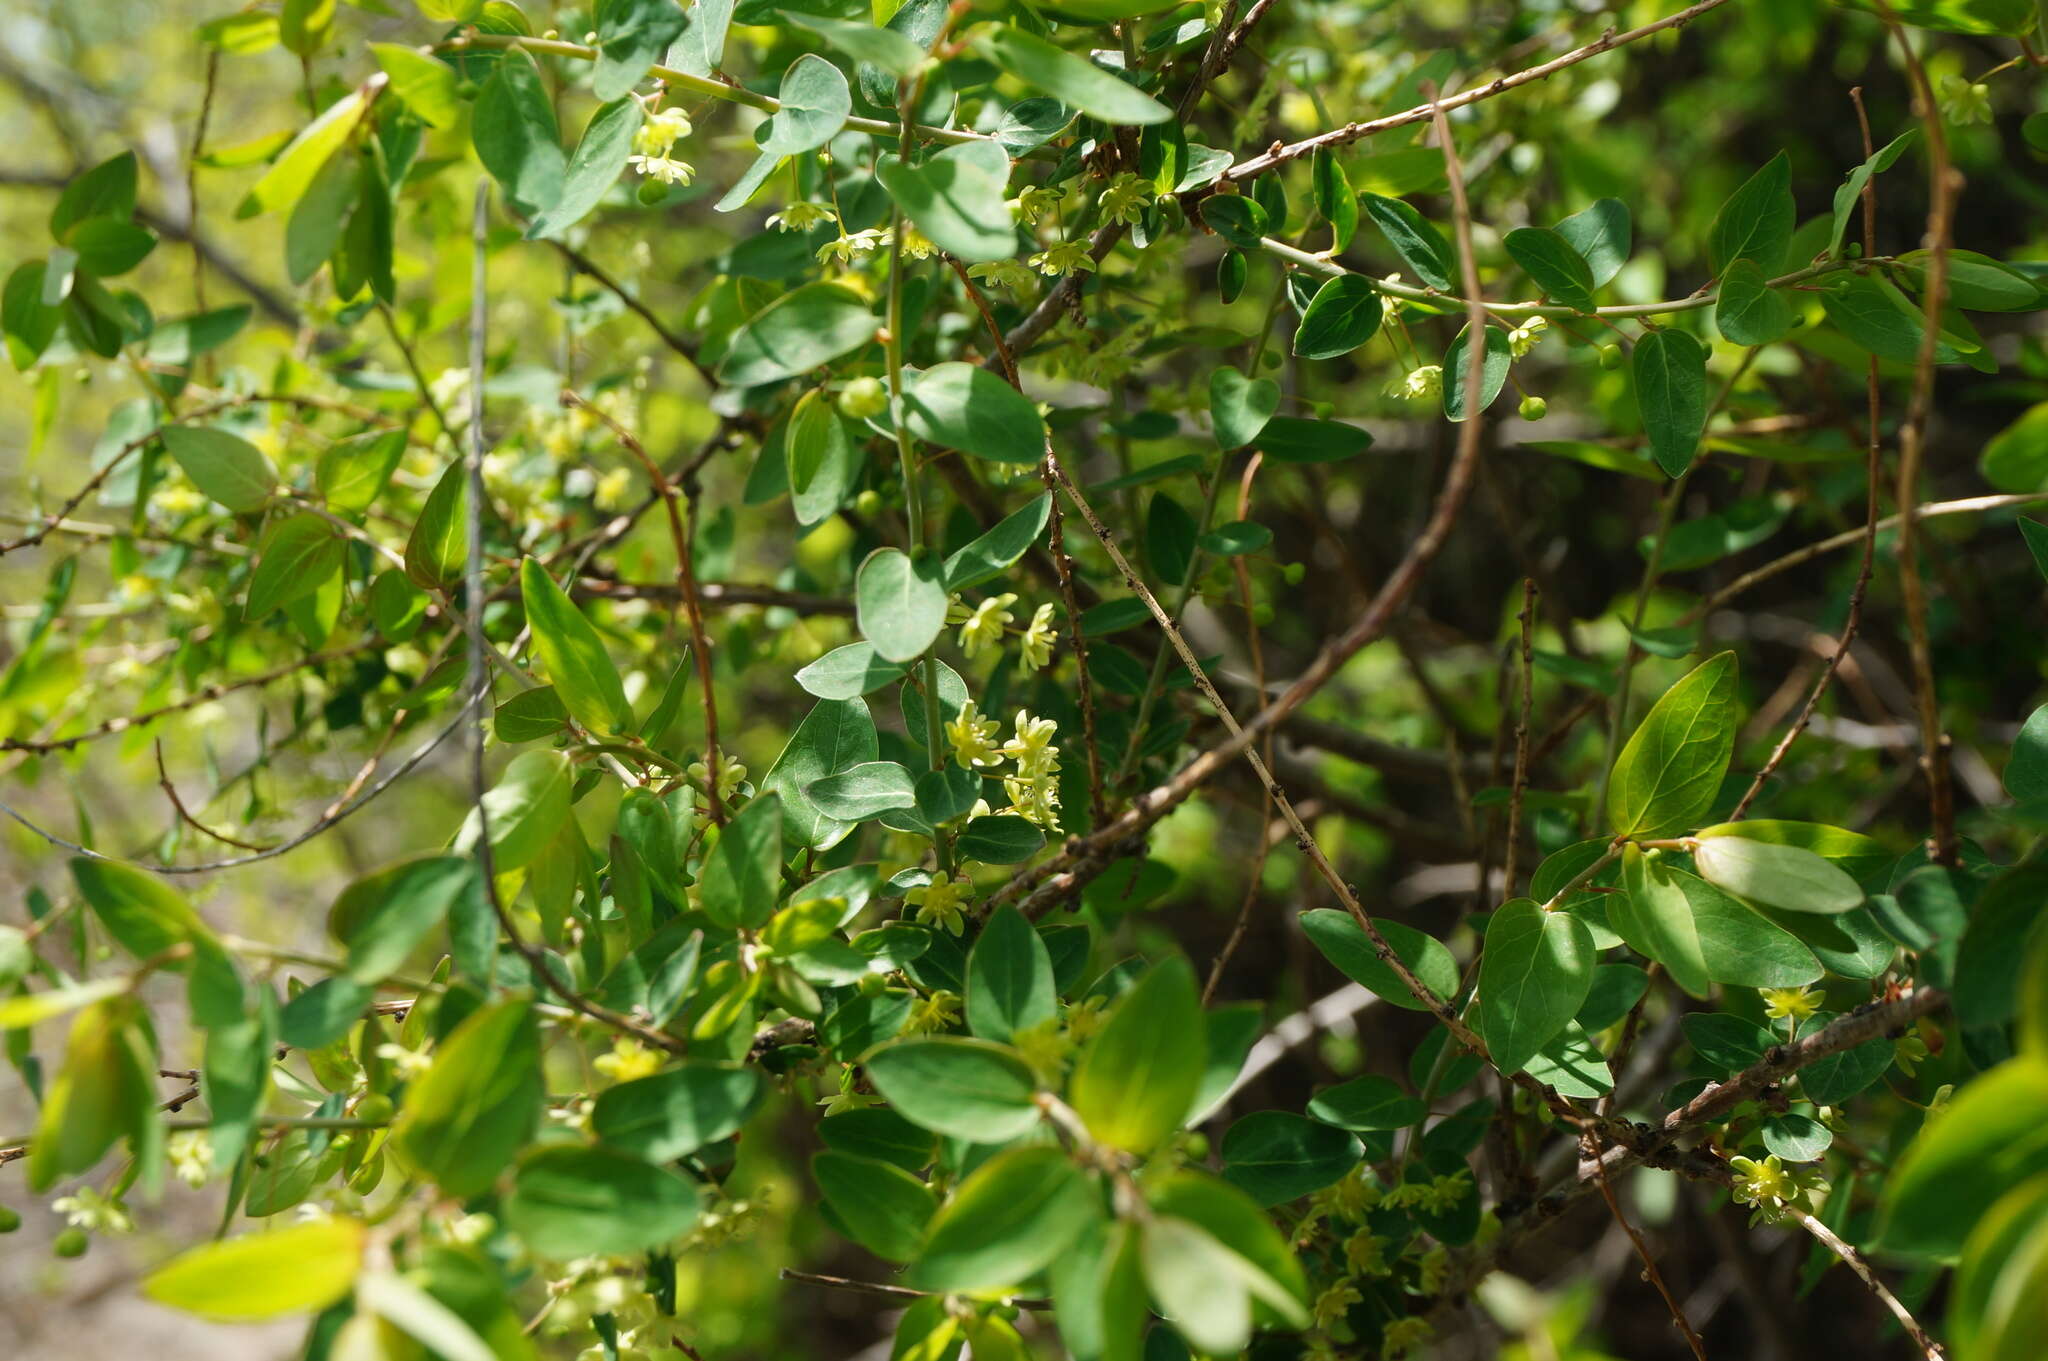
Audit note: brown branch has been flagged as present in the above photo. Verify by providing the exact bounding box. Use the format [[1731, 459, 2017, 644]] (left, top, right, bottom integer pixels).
[[1728, 89, 1885, 821], [1587, 1129, 1710, 1361], [564, 390, 724, 824], [1877, 0, 1962, 866], [1214, 0, 1739, 187]]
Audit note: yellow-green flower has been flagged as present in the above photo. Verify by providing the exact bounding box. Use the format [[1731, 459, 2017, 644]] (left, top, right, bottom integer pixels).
[[1389, 364, 1442, 401], [767, 201, 836, 233], [906, 873, 972, 934], [1761, 986, 1821, 1022], [1013, 183, 1065, 224], [968, 258, 1035, 290], [905, 988, 963, 1034], [1019, 602, 1057, 670], [954, 592, 1017, 659], [594, 1036, 665, 1084], [1029, 239, 1097, 277], [946, 701, 1002, 770], [1097, 173, 1152, 227]]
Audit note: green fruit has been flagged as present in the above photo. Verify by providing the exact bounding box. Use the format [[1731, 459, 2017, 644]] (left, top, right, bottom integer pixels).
[[1282, 562, 1306, 585], [1598, 343, 1624, 370], [853, 489, 883, 518], [354, 1093, 395, 1124], [1252, 601, 1276, 627], [53, 1227, 88, 1258], [0, 1205, 20, 1233], [1519, 395, 1548, 421], [837, 376, 887, 421]]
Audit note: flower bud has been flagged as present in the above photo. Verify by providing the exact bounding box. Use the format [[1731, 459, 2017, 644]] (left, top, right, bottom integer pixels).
[[1519, 395, 1548, 421], [1598, 343, 1624, 370], [838, 376, 887, 420], [53, 1227, 88, 1258]]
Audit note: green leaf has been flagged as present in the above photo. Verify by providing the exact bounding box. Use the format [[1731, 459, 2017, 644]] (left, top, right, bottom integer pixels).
[[1361, 193, 1454, 291], [52, 152, 138, 239], [863, 1036, 1044, 1141], [1069, 955, 1205, 1153], [1608, 651, 1739, 837], [161, 424, 278, 512], [967, 906, 1057, 1043], [473, 52, 565, 213], [3, 261, 60, 369], [142, 1218, 365, 1320], [317, 429, 407, 512], [405, 461, 469, 590], [1147, 1170, 1310, 1327], [878, 140, 1017, 264], [1477, 898, 1596, 1076], [1707, 152, 1794, 275], [1311, 149, 1357, 250], [943, 492, 1053, 592], [797, 643, 908, 700], [807, 760, 920, 821], [527, 97, 643, 240], [1523, 1020, 1614, 1097], [68, 219, 156, 277], [697, 792, 785, 930], [1714, 258, 1795, 345], [972, 26, 1171, 125], [1828, 130, 1918, 258], [1220, 1110, 1361, 1205], [1632, 328, 1710, 477], [1306, 1075, 1426, 1131], [857, 547, 949, 662], [247, 513, 343, 619], [1762, 1110, 1833, 1161], [1554, 198, 1631, 287], [27, 995, 156, 1190], [1615, 846, 1712, 997], [370, 44, 462, 128], [332, 854, 473, 985], [1139, 1215, 1301, 1357], [1200, 194, 1269, 251], [1820, 273, 1962, 364], [1682, 1012, 1775, 1070], [764, 698, 880, 849], [236, 88, 369, 218], [760, 54, 853, 155], [956, 815, 1045, 863], [1209, 365, 1278, 450], [1146, 491, 1196, 584], [2009, 703, 2048, 800], [1292, 274, 1384, 360], [458, 749, 573, 873], [504, 1144, 701, 1259], [1881, 1056, 2048, 1258], [786, 388, 859, 527], [1256, 415, 1374, 462], [814, 1150, 936, 1261], [521, 558, 630, 735], [390, 997, 544, 1199], [912, 1145, 1099, 1290], [720, 283, 875, 388], [785, 13, 926, 78], [1691, 833, 1865, 913], [592, 0, 688, 101], [353, 1274, 495, 1361], [904, 361, 1047, 465], [1442, 323, 1513, 422], [1504, 227, 1596, 311], [1300, 908, 1458, 1012]]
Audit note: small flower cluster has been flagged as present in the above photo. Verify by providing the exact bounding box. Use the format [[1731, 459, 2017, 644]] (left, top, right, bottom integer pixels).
[[1728, 1152, 1828, 1225], [628, 104, 694, 187], [946, 593, 1058, 669], [944, 704, 1063, 829], [1389, 364, 1442, 401]]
